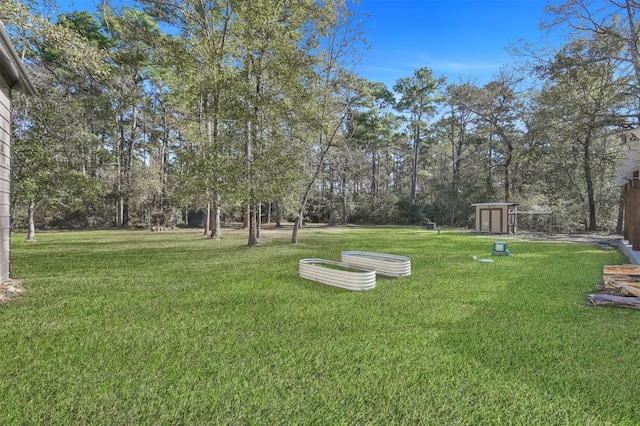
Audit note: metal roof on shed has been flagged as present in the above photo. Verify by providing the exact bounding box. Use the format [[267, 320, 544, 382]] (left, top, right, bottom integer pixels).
[[471, 202, 518, 207]]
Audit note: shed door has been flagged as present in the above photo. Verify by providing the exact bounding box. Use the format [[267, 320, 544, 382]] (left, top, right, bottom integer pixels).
[[490, 209, 502, 233], [480, 208, 503, 233], [480, 209, 490, 232]]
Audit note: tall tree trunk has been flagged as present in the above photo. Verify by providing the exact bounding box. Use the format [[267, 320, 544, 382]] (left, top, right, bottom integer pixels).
[[583, 135, 597, 231], [256, 203, 261, 239], [205, 87, 223, 239], [275, 201, 282, 228], [371, 147, 377, 202], [342, 175, 348, 225], [209, 197, 222, 239], [116, 123, 125, 227], [266, 202, 271, 224], [329, 178, 335, 226], [242, 204, 250, 229], [291, 143, 334, 243], [452, 138, 463, 226], [123, 203, 131, 228], [291, 214, 303, 244], [486, 146, 494, 193], [205, 202, 211, 235], [244, 109, 252, 235], [123, 105, 137, 228], [25, 199, 36, 242], [292, 195, 311, 244], [247, 203, 259, 247], [504, 138, 513, 203], [161, 109, 170, 226], [116, 198, 122, 227], [411, 125, 420, 198]]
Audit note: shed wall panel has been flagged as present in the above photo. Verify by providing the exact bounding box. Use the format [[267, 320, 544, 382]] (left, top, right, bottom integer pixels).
[[491, 209, 502, 233]]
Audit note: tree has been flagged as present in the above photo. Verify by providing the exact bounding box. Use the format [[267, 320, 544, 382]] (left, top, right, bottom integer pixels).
[[231, 0, 328, 246], [433, 81, 482, 225], [545, 0, 640, 122], [5, 2, 110, 239], [467, 70, 526, 203], [393, 67, 446, 199], [290, 3, 367, 243], [143, 0, 239, 239], [347, 81, 402, 222], [100, 6, 164, 227], [533, 37, 630, 230]]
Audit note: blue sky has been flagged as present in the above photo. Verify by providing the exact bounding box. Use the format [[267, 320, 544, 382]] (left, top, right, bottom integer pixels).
[[57, 0, 556, 89], [350, 0, 555, 88]]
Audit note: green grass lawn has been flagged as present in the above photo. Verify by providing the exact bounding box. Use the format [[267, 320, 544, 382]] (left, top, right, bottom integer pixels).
[[2, 226, 638, 424]]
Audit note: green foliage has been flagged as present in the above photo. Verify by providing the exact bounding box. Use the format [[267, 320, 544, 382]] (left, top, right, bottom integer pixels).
[[394, 67, 447, 117], [2, 228, 636, 423], [530, 36, 630, 231], [396, 195, 428, 224], [5, 0, 638, 234]]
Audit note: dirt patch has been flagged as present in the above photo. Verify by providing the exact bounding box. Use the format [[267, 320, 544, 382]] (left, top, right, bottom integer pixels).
[[0, 280, 24, 303]]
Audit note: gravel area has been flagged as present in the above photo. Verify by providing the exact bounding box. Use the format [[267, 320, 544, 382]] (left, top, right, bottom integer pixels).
[[0, 280, 24, 303]]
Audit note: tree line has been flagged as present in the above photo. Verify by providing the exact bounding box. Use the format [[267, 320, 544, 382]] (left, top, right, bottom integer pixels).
[[2, 0, 639, 245]]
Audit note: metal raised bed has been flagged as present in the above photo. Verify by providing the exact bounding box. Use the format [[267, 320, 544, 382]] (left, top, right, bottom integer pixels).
[[298, 258, 376, 291], [341, 251, 411, 277]]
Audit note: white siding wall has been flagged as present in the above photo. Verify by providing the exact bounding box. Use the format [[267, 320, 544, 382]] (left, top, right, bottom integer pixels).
[[0, 80, 11, 282]]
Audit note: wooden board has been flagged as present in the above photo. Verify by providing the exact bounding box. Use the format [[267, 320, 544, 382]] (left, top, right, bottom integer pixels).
[[587, 294, 640, 309], [603, 283, 640, 297], [603, 273, 640, 296], [604, 275, 640, 287], [603, 265, 640, 276]]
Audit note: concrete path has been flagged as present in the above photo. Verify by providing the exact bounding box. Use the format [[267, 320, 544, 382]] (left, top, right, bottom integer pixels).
[[620, 240, 640, 265]]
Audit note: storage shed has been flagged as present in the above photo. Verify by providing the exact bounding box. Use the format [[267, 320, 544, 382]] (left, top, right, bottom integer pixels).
[[471, 202, 518, 234], [0, 23, 35, 282]]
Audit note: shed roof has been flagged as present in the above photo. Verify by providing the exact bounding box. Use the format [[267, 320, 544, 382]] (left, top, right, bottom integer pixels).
[[0, 22, 35, 96], [471, 202, 518, 207]]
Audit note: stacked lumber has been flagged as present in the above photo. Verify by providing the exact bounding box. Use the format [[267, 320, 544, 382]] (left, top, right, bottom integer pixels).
[[603, 266, 640, 296], [587, 265, 640, 309]]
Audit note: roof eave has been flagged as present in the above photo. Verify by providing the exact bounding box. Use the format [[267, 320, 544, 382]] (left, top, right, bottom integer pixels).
[[471, 202, 519, 207], [0, 22, 36, 96]]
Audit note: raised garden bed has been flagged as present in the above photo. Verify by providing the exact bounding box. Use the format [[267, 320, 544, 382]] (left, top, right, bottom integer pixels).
[[341, 251, 411, 277], [298, 258, 376, 291]]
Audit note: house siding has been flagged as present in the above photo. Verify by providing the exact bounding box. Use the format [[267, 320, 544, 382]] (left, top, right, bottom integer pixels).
[[0, 80, 10, 282], [0, 24, 34, 284]]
